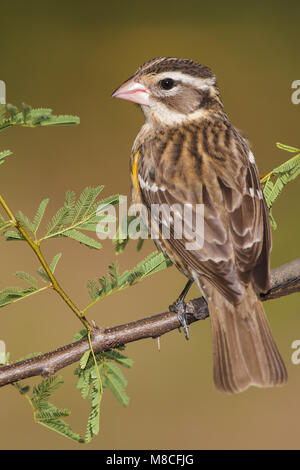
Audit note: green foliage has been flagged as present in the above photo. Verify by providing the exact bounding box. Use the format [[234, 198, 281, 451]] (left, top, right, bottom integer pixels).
[[16, 211, 35, 233], [0, 149, 12, 165], [0, 285, 38, 307], [15, 271, 38, 289], [37, 253, 62, 282], [0, 103, 79, 132], [43, 187, 119, 249], [1, 188, 120, 250], [2, 230, 25, 241], [32, 199, 50, 233], [103, 349, 134, 368], [62, 229, 102, 250], [101, 359, 131, 406], [31, 375, 64, 407], [9, 340, 131, 444], [113, 215, 146, 254], [261, 143, 300, 229], [74, 341, 133, 443], [86, 251, 173, 304], [0, 104, 6, 122], [0, 254, 62, 307], [73, 328, 88, 342], [14, 375, 84, 443]]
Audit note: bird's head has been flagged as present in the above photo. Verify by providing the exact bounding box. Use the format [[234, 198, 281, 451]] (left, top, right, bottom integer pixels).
[[112, 57, 223, 127]]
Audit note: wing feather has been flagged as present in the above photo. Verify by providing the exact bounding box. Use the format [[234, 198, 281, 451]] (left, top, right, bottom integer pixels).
[[136, 122, 271, 303]]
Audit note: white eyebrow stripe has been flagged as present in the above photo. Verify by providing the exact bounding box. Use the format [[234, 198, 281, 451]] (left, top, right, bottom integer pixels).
[[155, 71, 216, 90]]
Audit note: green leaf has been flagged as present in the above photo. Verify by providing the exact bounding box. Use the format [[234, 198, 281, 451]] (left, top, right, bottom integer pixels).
[[6, 103, 18, 119], [72, 186, 104, 226], [14, 375, 85, 443], [109, 262, 120, 287], [22, 102, 31, 123], [276, 142, 300, 153], [269, 210, 277, 230], [87, 251, 172, 304], [16, 211, 34, 233], [42, 188, 119, 247], [76, 372, 92, 399], [74, 350, 103, 444], [36, 407, 71, 421], [103, 349, 134, 368], [15, 271, 38, 289], [272, 155, 300, 178], [0, 149, 12, 165], [38, 419, 84, 443], [0, 286, 37, 307], [80, 350, 91, 370], [0, 103, 6, 121], [74, 343, 132, 443], [79, 214, 116, 232], [62, 229, 102, 249], [36, 268, 51, 283], [113, 215, 145, 255], [37, 113, 80, 127], [49, 253, 62, 273], [85, 382, 101, 443], [37, 253, 62, 282], [73, 329, 88, 342], [0, 103, 79, 132], [31, 376, 64, 408], [19, 385, 30, 395], [261, 143, 300, 228], [3, 230, 25, 241], [32, 198, 50, 233], [263, 155, 300, 209], [137, 237, 144, 251], [104, 361, 128, 388], [101, 361, 129, 407], [87, 279, 99, 301], [46, 205, 70, 236]]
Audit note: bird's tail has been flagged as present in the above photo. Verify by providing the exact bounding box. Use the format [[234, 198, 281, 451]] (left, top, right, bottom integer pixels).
[[207, 284, 288, 393]]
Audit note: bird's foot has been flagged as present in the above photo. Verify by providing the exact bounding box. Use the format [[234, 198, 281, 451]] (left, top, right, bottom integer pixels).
[[169, 299, 190, 341]]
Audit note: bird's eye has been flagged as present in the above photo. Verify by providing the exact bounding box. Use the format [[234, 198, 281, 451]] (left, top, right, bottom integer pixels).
[[159, 78, 175, 90]]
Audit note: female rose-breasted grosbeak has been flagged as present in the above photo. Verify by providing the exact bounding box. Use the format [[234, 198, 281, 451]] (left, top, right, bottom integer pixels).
[[112, 57, 288, 393]]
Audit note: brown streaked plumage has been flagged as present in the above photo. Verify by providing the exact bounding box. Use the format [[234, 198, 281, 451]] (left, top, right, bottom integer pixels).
[[112, 57, 288, 393]]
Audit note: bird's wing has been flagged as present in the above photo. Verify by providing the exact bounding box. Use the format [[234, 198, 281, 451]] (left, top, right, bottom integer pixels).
[[136, 122, 271, 304]]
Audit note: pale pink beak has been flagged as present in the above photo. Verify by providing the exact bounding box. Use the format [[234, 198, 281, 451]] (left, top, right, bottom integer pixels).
[[111, 79, 150, 106]]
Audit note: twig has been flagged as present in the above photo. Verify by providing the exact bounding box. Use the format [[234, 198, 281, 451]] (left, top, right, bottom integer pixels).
[[0, 257, 299, 388], [0, 193, 91, 330]]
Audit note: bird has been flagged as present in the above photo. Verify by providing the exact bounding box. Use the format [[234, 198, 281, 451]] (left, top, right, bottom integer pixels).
[[111, 57, 288, 394]]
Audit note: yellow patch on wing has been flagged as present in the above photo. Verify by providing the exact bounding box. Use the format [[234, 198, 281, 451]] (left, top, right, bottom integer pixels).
[[131, 149, 140, 192]]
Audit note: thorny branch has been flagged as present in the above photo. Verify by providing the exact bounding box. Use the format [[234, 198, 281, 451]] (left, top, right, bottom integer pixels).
[[0, 257, 299, 388]]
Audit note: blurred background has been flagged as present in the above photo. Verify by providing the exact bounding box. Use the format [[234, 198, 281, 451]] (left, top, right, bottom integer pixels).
[[0, 0, 300, 450]]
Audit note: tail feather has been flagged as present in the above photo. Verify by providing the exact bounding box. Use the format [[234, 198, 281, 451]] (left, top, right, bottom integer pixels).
[[207, 283, 287, 394]]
